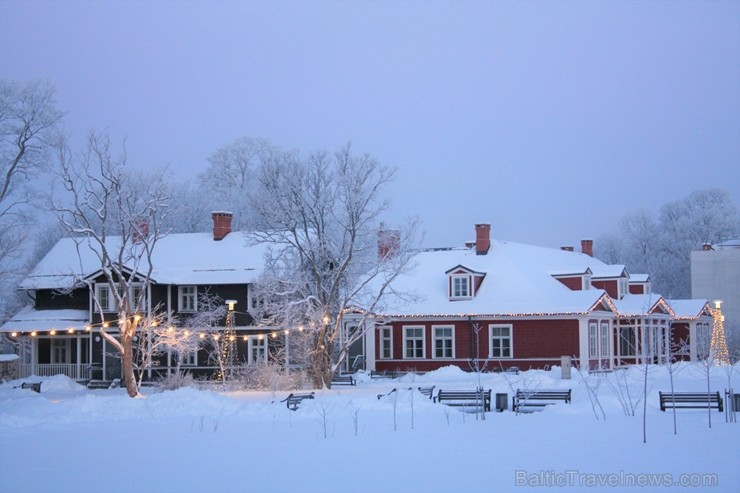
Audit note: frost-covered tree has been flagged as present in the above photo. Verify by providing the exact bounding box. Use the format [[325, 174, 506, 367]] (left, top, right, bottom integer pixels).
[[197, 137, 278, 230], [597, 188, 739, 298], [658, 189, 739, 297], [164, 179, 213, 233], [249, 144, 420, 388], [0, 80, 63, 320], [50, 131, 171, 397]]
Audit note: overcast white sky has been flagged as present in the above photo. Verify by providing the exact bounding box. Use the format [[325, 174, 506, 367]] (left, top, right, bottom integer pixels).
[[1, 0, 738, 249]]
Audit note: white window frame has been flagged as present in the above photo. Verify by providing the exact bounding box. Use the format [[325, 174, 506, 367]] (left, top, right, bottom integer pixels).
[[582, 275, 591, 290], [180, 349, 197, 366], [488, 324, 513, 358], [380, 326, 393, 359], [51, 338, 71, 364], [178, 286, 198, 312], [95, 283, 146, 313], [618, 278, 629, 299], [449, 275, 472, 300], [619, 326, 637, 356], [248, 336, 267, 364], [432, 325, 455, 359], [599, 321, 610, 358], [403, 326, 425, 359], [589, 322, 598, 358], [96, 284, 114, 312]]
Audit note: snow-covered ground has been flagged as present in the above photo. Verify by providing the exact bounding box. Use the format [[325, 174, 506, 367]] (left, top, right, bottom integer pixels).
[[1, 364, 738, 493]]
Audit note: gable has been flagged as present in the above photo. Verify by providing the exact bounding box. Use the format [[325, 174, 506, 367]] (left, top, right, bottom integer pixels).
[[445, 264, 486, 300]]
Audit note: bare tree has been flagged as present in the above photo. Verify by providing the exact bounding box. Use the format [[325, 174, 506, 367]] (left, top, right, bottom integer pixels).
[[50, 131, 171, 397], [249, 144, 420, 388], [0, 80, 63, 318]]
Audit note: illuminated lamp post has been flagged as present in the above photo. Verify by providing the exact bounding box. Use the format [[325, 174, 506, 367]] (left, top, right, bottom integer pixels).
[[223, 300, 238, 380]]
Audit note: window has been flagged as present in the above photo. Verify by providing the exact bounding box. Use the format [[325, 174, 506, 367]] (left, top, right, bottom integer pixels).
[[450, 275, 471, 299], [95, 283, 145, 312], [619, 326, 636, 356], [589, 322, 598, 358], [489, 324, 512, 358], [178, 286, 197, 312], [249, 336, 267, 363], [618, 278, 629, 299], [380, 327, 392, 359], [131, 285, 146, 311], [582, 275, 591, 290], [403, 326, 425, 359], [600, 321, 610, 358], [96, 285, 113, 312], [180, 350, 197, 366], [433, 326, 454, 358], [51, 338, 70, 364]]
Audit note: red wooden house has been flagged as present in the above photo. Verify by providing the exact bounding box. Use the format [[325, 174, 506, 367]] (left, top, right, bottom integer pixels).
[[366, 224, 713, 373]]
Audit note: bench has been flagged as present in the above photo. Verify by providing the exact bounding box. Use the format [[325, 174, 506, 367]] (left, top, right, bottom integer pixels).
[[434, 389, 491, 412], [418, 386, 435, 399], [659, 391, 723, 412], [492, 366, 520, 375], [370, 370, 397, 379], [280, 392, 315, 411], [331, 375, 356, 386], [513, 389, 571, 413], [17, 382, 42, 393]]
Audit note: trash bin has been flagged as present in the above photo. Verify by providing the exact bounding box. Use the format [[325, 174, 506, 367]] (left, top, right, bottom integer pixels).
[[495, 393, 508, 412]]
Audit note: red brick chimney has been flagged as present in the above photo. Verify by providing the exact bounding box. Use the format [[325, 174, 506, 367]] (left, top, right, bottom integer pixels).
[[212, 212, 233, 241], [581, 239, 593, 257], [131, 218, 149, 244], [378, 225, 400, 259], [475, 224, 491, 255]]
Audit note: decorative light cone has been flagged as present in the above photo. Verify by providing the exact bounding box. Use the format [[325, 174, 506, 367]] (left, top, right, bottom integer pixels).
[[711, 301, 731, 366]]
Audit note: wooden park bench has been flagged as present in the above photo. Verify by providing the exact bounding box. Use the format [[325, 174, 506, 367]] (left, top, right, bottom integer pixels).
[[370, 370, 397, 379], [659, 391, 723, 412], [513, 389, 571, 413], [434, 389, 491, 412], [280, 392, 315, 411], [331, 375, 356, 386], [16, 382, 42, 393], [417, 386, 435, 399]]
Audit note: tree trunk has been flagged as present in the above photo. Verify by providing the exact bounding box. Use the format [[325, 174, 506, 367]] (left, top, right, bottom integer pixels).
[[121, 328, 138, 397]]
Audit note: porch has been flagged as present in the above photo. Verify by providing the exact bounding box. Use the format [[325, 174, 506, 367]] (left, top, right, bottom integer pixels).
[[19, 363, 90, 380]]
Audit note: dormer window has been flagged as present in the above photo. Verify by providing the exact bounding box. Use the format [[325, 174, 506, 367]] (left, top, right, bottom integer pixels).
[[618, 278, 629, 299], [583, 275, 591, 291], [446, 265, 485, 301], [452, 275, 470, 298]]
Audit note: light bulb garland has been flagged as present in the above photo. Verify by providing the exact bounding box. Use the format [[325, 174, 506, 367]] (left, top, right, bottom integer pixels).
[[710, 301, 731, 366]]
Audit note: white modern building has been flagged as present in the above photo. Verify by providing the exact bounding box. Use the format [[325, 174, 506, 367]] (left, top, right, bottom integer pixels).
[[691, 240, 740, 329]]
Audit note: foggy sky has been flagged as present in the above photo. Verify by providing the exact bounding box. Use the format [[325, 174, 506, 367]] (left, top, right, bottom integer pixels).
[[1, 0, 738, 249]]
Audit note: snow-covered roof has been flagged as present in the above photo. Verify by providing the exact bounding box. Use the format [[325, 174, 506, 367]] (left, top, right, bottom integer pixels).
[[377, 240, 615, 317], [590, 265, 628, 279], [0, 306, 89, 333], [612, 294, 672, 317], [629, 273, 650, 283], [667, 299, 712, 319], [19, 232, 269, 290]]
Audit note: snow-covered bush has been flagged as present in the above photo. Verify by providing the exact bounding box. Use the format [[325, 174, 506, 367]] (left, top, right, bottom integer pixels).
[[155, 371, 196, 392], [232, 362, 307, 391]]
